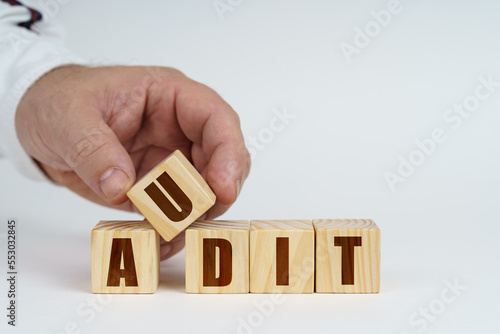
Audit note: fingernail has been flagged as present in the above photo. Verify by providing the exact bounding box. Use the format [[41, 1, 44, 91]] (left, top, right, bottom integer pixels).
[[99, 168, 129, 198], [160, 244, 172, 259], [234, 178, 242, 198]]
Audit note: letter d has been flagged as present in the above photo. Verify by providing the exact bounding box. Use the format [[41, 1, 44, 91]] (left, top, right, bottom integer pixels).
[[353, 27, 371, 48], [397, 155, 415, 178], [254, 299, 275, 317], [414, 137, 436, 156], [371, 9, 392, 27]]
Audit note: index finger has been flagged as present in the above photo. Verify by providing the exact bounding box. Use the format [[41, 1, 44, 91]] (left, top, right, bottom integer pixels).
[[169, 78, 251, 209]]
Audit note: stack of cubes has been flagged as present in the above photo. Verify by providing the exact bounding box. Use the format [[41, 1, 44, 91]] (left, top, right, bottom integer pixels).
[[91, 151, 380, 294]]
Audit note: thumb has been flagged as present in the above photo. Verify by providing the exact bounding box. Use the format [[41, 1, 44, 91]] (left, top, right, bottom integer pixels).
[[58, 111, 135, 205]]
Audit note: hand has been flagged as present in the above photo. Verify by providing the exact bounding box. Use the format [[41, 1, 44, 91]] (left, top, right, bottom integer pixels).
[[16, 65, 251, 260]]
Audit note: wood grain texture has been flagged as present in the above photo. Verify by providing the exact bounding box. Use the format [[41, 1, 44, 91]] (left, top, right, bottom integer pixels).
[[313, 219, 380, 293], [250, 220, 314, 293], [127, 150, 216, 241], [185, 220, 249, 293], [91, 220, 160, 294]]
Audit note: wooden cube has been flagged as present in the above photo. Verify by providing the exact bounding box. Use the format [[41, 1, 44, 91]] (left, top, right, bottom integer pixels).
[[91, 220, 160, 293], [313, 219, 380, 293], [185, 220, 249, 293], [250, 220, 314, 293], [127, 150, 216, 242]]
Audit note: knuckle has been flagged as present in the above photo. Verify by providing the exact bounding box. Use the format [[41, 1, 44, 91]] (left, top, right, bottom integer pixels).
[[50, 169, 76, 187], [231, 110, 242, 126], [146, 66, 185, 82], [244, 147, 252, 172], [64, 126, 109, 168], [163, 67, 185, 77]]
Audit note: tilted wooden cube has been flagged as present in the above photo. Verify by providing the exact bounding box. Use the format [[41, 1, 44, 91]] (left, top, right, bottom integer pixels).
[[185, 220, 249, 293], [313, 219, 380, 293], [250, 220, 314, 293], [91, 220, 160, 293], [127, 150, 216, 242]]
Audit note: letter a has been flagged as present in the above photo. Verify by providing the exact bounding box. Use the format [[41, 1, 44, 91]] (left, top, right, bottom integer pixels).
[[107, 238, 138, 287]]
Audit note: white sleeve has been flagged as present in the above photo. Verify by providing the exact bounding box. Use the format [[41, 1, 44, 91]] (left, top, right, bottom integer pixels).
[[0, 0, 87, 181]]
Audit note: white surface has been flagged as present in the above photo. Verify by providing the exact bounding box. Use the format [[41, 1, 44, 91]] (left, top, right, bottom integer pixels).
[[1, 0, 500, 333]]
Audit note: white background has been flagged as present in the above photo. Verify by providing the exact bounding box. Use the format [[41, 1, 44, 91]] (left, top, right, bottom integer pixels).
[[2, 0, 500, 333]]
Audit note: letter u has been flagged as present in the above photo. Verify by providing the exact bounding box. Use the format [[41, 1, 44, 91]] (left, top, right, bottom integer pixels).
[[144, 172, 193, 222]]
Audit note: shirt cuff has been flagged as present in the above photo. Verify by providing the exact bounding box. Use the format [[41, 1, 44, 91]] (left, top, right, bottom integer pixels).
[[0, 37, 87, 182]]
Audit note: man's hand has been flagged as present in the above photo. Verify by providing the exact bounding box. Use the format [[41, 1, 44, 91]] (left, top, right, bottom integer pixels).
[[16, 65, 251, 259]]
